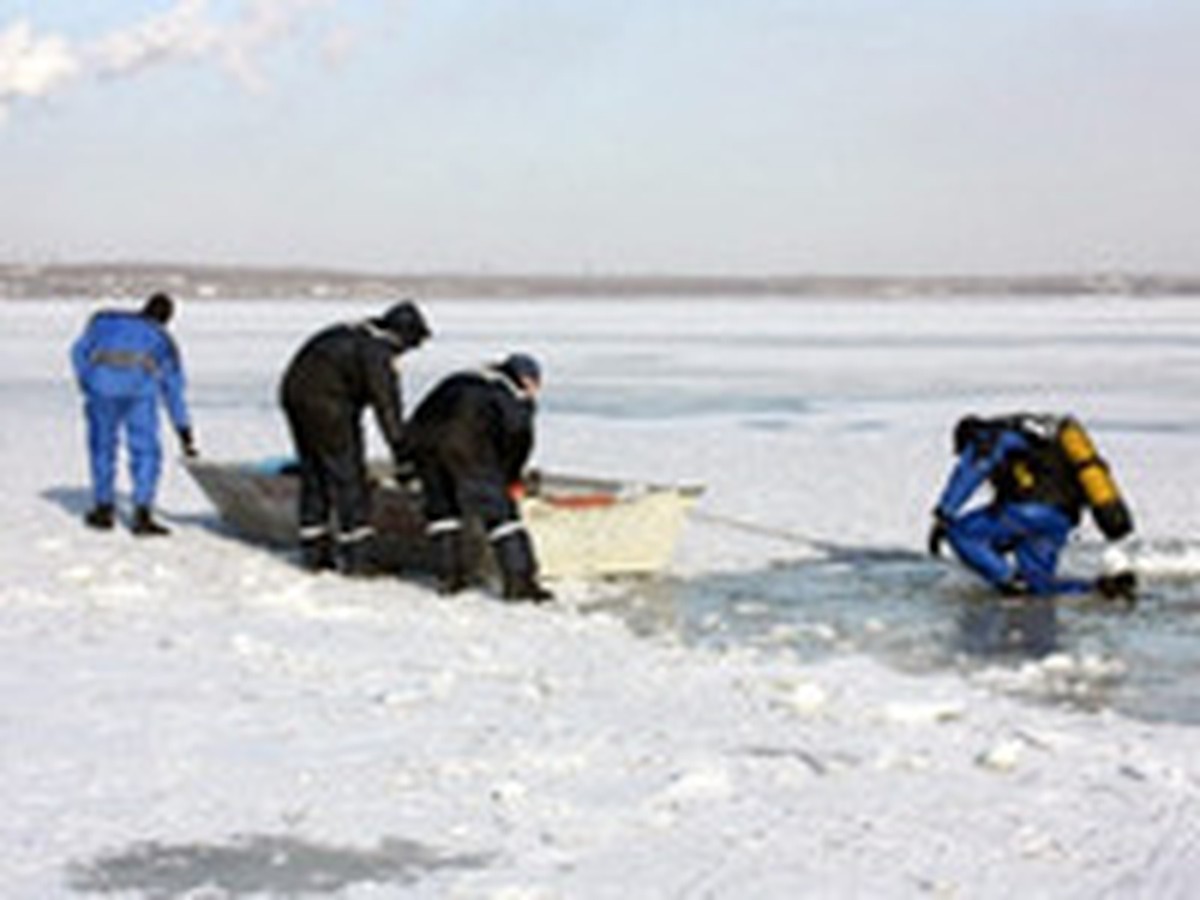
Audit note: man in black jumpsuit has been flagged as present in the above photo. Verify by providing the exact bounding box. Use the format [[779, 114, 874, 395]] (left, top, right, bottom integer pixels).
[[280, 301, 431, 574], [408, 353, 552, 602]]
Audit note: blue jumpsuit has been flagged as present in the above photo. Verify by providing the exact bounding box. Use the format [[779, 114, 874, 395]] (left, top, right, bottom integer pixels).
[[71, 311, 191, 509], [934, 429, 1092, 596]]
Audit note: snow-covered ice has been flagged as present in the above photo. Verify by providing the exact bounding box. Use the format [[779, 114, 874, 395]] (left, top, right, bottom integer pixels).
[[2, 296, 1199, 898]]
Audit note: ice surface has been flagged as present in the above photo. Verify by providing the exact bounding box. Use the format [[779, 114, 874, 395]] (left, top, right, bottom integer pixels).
[[2, 296, 1199, 898]]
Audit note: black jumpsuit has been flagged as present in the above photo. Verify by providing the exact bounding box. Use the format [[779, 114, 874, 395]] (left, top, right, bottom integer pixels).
[[279, 303, 429, 571], [407, 361, 549, 599]]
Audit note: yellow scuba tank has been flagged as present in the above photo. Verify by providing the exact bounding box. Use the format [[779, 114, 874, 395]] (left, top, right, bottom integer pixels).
[[1056, 416, 1133, 539]]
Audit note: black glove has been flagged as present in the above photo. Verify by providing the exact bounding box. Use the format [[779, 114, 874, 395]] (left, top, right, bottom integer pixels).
[[178, 426, 198, 458], [927, 514, 948, 557], [1096, 571, 1137, 604], [522, 467, 543, 497]]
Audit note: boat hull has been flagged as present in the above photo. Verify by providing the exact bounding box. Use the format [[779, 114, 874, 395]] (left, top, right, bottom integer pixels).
[[185, 459, 701, 579]]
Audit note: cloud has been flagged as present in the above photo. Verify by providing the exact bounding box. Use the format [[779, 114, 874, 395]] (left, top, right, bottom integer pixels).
[[215, 0, 335, 93], [90, 0, 218, 78], [0, 20, 82, 112], [1, 0, 339, 120]]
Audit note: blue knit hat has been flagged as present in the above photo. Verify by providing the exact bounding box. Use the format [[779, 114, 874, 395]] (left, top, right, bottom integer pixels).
[[502, 352, 542, 385]]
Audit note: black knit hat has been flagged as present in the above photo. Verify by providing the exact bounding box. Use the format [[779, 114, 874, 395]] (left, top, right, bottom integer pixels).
[[142, 292, 174, 324]]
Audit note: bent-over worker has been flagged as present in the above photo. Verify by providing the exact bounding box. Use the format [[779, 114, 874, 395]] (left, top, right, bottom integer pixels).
[[408, 352, 552, 602], [280, 300, 431, 574]]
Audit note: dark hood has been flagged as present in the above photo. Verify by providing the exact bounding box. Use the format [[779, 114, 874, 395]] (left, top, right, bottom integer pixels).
[[374, 301, 431, 349]]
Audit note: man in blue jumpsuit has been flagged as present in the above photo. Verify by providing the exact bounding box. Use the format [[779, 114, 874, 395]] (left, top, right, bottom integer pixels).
[[928, 414, 1134, 599], [71, 293, 196, 535]]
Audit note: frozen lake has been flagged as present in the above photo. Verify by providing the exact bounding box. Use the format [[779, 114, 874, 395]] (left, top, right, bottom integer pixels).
[[18, 295, 1200, 721], [183, 295, 1200, 722], [3, 295, 1200, 897]]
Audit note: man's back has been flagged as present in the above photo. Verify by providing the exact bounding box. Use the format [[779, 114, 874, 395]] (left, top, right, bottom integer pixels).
[[72, 310, 177, 399], [410, 370, 533, 479]]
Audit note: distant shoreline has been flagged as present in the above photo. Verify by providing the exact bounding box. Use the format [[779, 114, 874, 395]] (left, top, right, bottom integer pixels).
[[2, 261, 1198, 301]]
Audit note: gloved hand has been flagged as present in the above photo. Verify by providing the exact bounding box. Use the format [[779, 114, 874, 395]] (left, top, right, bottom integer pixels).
[[1096, 570, 1137, 604], [927, 513, 948, 557], [178, 426, 199, 458], [522, 468, 543, 496]]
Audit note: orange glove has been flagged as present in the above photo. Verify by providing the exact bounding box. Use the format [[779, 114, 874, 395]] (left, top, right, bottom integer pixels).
[[507, 481, 527, 501]]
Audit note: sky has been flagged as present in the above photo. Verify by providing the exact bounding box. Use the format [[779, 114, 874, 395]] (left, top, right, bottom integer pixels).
[[1, 0, 1197, 276]]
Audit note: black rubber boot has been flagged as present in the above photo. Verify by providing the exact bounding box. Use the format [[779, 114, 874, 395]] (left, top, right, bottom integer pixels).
[[430, 531, 468, 595], [84, 503, 115, 530], [997, 576, 1031, 598], [493, 529, 553, 603], [131, 506, 170, 536], [300, 534, 337, 572], [339, 537, 378, 577]]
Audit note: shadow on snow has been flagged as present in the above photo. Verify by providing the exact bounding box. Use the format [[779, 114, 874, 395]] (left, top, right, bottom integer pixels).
[[66, 833, 492, 898]]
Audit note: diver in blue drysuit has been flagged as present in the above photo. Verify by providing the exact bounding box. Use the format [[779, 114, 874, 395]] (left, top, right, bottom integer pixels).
[[928, 415, 1101, 597], [71, 293, 196, 535]]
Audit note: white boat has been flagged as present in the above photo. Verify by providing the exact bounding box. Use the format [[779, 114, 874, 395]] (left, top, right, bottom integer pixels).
[[184, 458, 703, 580]]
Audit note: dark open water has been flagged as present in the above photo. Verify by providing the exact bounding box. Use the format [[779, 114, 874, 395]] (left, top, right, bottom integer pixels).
[[594, 542, 1200, 726]]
